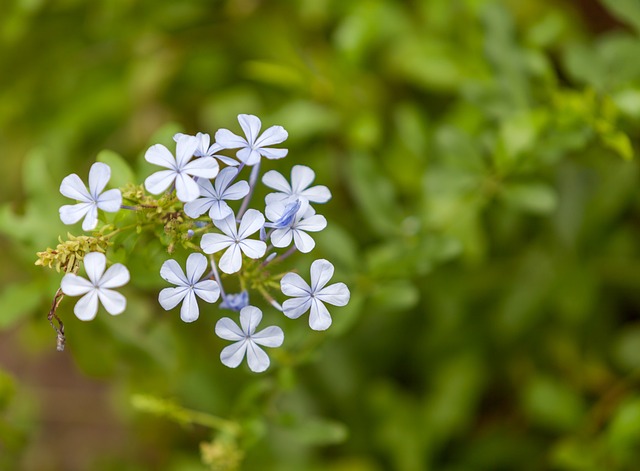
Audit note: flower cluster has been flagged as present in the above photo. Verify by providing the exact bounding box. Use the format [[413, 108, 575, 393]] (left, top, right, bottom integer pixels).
[[40, 114, 350, 372]]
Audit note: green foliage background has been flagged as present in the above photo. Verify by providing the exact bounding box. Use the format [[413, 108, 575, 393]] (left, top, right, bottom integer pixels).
[[2, 0, 640, 469]]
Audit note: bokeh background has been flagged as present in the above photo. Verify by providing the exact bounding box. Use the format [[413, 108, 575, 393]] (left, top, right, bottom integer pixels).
[[3, 0, 640, 469]]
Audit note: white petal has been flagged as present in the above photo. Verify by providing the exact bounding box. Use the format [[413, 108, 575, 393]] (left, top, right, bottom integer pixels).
[[83, 252, 106, 285], [182, 157, 220, 179], [271, 228, 293, 248], [239, 239, 266, 259], [237, 209, 265, 239], [290, 165, 315, 194], [237, 148, 261, 166], [59, 202, 92, 225], [160, 259, 188, 286], [184, 197, 215, 219], [317, 282, 350, 306], [214, 154, 240, 166], [265, 201, 286, 223], [200, 233, 234, 255], [88, 162, 111, 198], [175, 173, 201, 203], [214, 129, 247, 149], [310, 259, 334, 292], [238, 114, 262, 145], [145, 170, 176, 195], [301, 185, 332, 204], [255, 125, 288, 148], [97, 189, 122, 213], [185, 252, 208, 283], [100, 263, 130, 289], [215, 317, 245, 341], [265, 192, 291, 207], [296, 214, 327, 232], [252, 326, 284, 348], [282, 297, 312, 319], [81, 205, 99, 231], [246, 342, 270, 373], [212, 213, 238, 238], [209, 200, 233, 221], [179, 290, 199, 322], [309, 298, 332, 331], [223, 181, 250, 200], [219, 244, 242, 274], [158, 286, 188, 310], [145, 144, 176, 169], [239, 305, 262, 335], [281, 272, 311, 297], [194, 280, 220, 303], [60, 273, 93, 296], [292, 230, 316, 253], [175, 134, 199, 168], [74, 290, 99, 321], [220, 341, 248, 368], [60, 174, 92, 202], [214, 167, 239, 193], [195, 132, 211, 155], [98, 288, 127, 315], [258, 147, 288, 160], [262, 170, 291, 193]]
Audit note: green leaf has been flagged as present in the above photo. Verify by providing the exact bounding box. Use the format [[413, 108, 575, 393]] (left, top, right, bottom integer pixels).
[[501, 182, 558, 215], [97, 149, 137, 188], [601, 0, 640, 33]]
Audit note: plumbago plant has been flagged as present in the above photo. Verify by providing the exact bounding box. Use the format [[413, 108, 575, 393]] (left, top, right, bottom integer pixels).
[[35, 114, 351, 374]]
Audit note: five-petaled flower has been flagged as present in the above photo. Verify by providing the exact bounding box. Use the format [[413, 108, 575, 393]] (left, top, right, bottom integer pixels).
[[158, 253, 220, 323], [280, 259, 350, 331], [60, 252, 130, 321], [263, 165, 331, 207], [173, 132, 239, 167], [59, 162, 122, 231], [215, 306, 284, 372], [184, 167, 250, 221], [144, 134, 219, 202], [215, 114, 288, 166], [200, 209, 267, 274], [265, 200, 327, 253]]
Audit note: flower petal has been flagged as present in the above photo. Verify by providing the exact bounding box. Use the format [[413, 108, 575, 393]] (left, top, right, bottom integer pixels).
[[59, 202, 92, 225], [60, 173, 92, 202], [83, 252, 106, 285], [212, 213, 238, 238], [239, 306, 262, 335], [280, 273, 311, 297], [292, 230, 316, 253], [296, 214, 327, 232], [100, 263, 130, 289], [175, 134, 199, 168], [252, 326, 284, 348], [282, 297, 312, 319], [214, 167, 239, 193], [158, 286, 188, 310], [74, 290, 99, 321], [255, 125, 288, 148], [60, 273, 93, 296], [185, 252, 208, 283], [200, 233, 234, 255], [215, 317, 245, 341], [97, 189, 122, 213], [88, 162, 111, 198], [175, 173, 201, 203], [218, 244, 242, 274], [258, 147, 288, 160], [98, 288, 127, 315], [180, 290, 199, 323], [220, 341, 248, 368], [81, 205, 99, 231], [237, 209, 265, 239], [301, 185, 332, 204], [209, 200, 233, 221], [238, 114, 262, 145], [223, 181, 250, 200], [145, 170, 176, 195], [236, 147, 261, 166], [309, 298, 332, 331], [214, 129, 247, 149], [194, 280, 220, 303], [160, 259, 188, 286], [316, 282, 350, 307], [270, 228, 293, 248], [184, 197, 215, 219], [239, 239, 266, 259], [246, 342, 270, 373], [310, 259, 334, 292], [262, 170, 291, 193], [145, 144, 176, 169], [290, 165, 315, 194], [182, 157, 220, 179]]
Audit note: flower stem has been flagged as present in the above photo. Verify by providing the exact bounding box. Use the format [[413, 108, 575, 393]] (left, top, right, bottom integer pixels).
[[209, 255, 227, 303], [237, 162, 261, 219]]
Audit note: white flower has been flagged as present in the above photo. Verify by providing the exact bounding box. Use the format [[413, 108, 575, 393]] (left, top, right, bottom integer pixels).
[[280, 259, 350, 331], [215, 114, 288, 166], [215, 306, 284, 372], [59, 162, 122, 231], [263, 165, 331, 207], [200, 209, 266, 274], [144, 134, 219, 203], [183, 167, 250, 221], [158, 253, 220, 323], [60, 252, 130, 321], [173, 132, 239, 167], [265, 200, 327, 253]]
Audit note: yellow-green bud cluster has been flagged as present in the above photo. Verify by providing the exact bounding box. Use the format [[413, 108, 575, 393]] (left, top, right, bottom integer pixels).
[[35, 233, 110, 273], [200, 438, 244, 471]]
